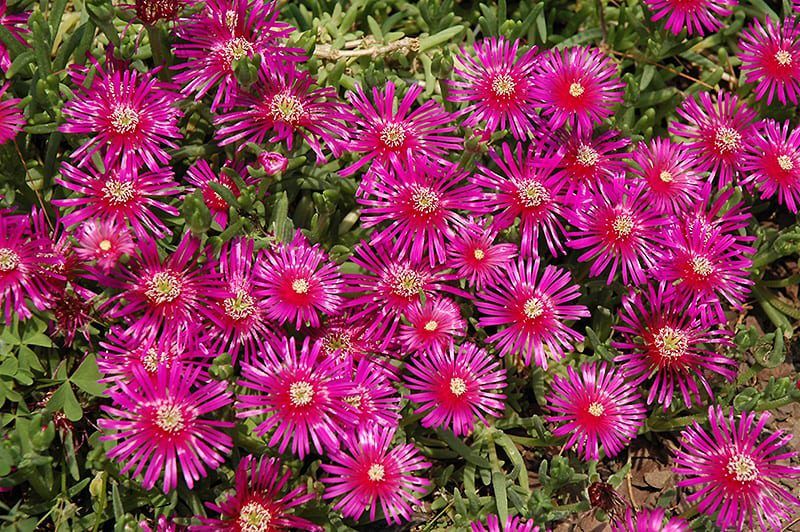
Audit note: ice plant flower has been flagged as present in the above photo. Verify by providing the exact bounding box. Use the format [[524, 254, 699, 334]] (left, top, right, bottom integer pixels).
[[673, 406, 800, 530], [131, 0, 182, 25], [445, 221, 518, 289], [742, 119, 800, 213], [99, 363, 234, 493], [255, 232, 343, 328], [613, 283, 737, 409], [448, 36, 540, 139], [546, 362, 646, 461], [360, 160, 480, 266], [404, 342, 506, 435], [103, 234, 218, 339], [342, 82, 461, 177], [61, 57, 182, 173], [215, 60, 351, 161], [398, 297, 466, 355], [0, 82, 24, 145], [738, 16, 800, 105], [611, 507, 690, 532], [55, 162, 180, 239], [257, 151, 288, 174], [471, 514, 541, 532], [173, 0, 297, 111], [184, 160, 251, 227], [472, 143, 567, 256], [551, 126, 630, 198], [669, 91, 757, 186], [321, 425, 430, 525], [194, 455, 321, 531], [236, 336, 354, 458], [0, 0, 28, 71], [565, 179, 669, 285], [314, 315, 377, 367], [342, 358, 402, 428], [475, 257, 589, 368], [531, 46, 624, 130], [643, 0, 735, 35], [629, 137, 701, 215]]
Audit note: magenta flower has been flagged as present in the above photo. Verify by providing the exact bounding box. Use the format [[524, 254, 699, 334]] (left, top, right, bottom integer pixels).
[[0, 1, 28, 71], [551, 126, 630, 198], [103, 234, 219, 339], [531, 47, 624, 130], [173, 0, 297, 111], [215, 60, 351, 161], [472, 143, 567, 256], [314, 315, 377, 367], [258, 150, 288, 174], [669, 91, 757, 186], [475, 258, 589, 368], [54, 162, 180, 239], [398, 297, 465, 356], [343, 358, 402, 429], [448, 36, 540, 139], [75, 218, 135, 273], [611, 507, 689, 532], [202, 238, 274, 364], [236, 336, 354, 458], [99, 363, 233, 493], [342, 82, 461, 177], [655, 222, 754, 325], [0, 82, 24, 145], [360, 160, 480, 266], [546, 362, 646, 461], [565, 179, 669, 285], [445, 221, 517, 289], [683, 181, 753, 238], [673, 407, 800, 530], [321, 425, 430, 525], [184, 159, 252, 228], [643, 0, 734, 35], [629, 137, 701, 215], [742, 119, 800, 213], [61, 57, 182, 173], [342, 240, 453, 348], [0, 213, 59, 323], [193, 455, 321, 531], [471, 514, 541, 532], [405, 342, 506, 436], [738, 16, 800, 105], [255, 232, 343, 328], [613, 283, 737, 409]]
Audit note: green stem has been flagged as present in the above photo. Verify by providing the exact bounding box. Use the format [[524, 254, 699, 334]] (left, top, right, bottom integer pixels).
[[147, 25, 171, 80]]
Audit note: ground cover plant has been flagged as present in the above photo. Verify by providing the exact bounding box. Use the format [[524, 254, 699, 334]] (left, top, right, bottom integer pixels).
[[0, 0, 800, 530]]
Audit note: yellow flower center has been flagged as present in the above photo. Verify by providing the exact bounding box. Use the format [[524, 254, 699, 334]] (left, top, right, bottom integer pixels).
[[155, 403, 185, 434], [569, 81, 585, 97], [237, 501, 272, 532], [714, 127, 742, 154], [380, 123, 406, 148], [0, 248, 20, 272], [411, 186, 440, 214], [777, 155, 794, 171], [587, 402, 605, 416], [389, 267, 424, 298], [423, 320, 439, 331], [449, 377, 467, 396], [110, 105, 140, 134], [576, 144, 600, 167], [658, 170, 673, 183], [270, 92, 305, 124], [102, 179, 136, 204], [653, 326, 688, 360], [289, 381, 314, 406], [524, 296, 544, 319], [221, 37, 254, 65], [775, 49, 793, 67], [691, 255, 714, 277], [612, 214, 634, 237], [516, 179, 550, 208], [473, 248, 486, 260], [291, 278, 310, 294], [144, 271, 182, 304], [367, 463, 385, 482], [726, 453, 758, 482], [98, 239, 113, 251], [491, 73, 516, 96], [223, 289, 256, 320]]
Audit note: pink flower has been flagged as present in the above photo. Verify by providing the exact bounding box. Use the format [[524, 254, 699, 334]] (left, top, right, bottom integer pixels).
[[742, 119, 800, 213], [255, 232, 343, 328], [444, 221, 517, 289], [398, 297, 465, 355], [173, 0, 297, 111], [321, 425, 430, 525], [629, 137, 701, 215], [193, 455, 322, 531], [236, 336, 354, 458], [342, 358, 401, 429], [643, 0, 735, 35], [738, 16, 800, 105], [0, 1, 28, 71], [99, 363, 233, 493], [532, 47, 624, 130], [673, 407, 800, 530], [54, 162, 180, 239], [565, 178, 669, 285], [552, 126, 630, 198], [342, 81, 461, 177], [448, 37, 540, 139], [405, 342, 506, 436], [471, 514, 541, 532], [314, 315, 377, 367], [360, 160, 481, 266], [611, 507, 689, 532], [60, 57, 182, 174], [258, 151, 288, 174], [75, 218, 135, 273], [546, 362, 646, 460], [613, 283, 737, 409], [215, 60, 351, 161], [184, 159, 252, 228], [475, 258, 589, 368], [0, 82, 24, 145], [472, 143, 567, 256], [669, 91, 757, 186]]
